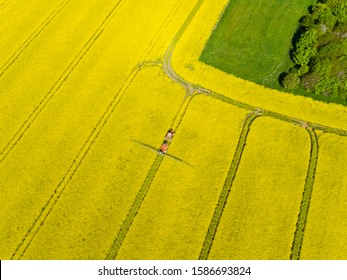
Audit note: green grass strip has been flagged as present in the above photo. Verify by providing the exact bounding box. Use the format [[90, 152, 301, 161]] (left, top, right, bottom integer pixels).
[[199, 111, 259, 260], [162, 0, 347, 137], [106, 155, 164, 260], [290, 127, 318, 260]]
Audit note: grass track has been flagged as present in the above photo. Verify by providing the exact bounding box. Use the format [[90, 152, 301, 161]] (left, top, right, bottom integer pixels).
[[290, 128, 318, 260], [300, 134, 347, 259], [107, 94, 192, 260], [115, 95, 248, 259], [199, 111, 259, 260], [207, 117, 311, 259], [106, 155, 164, 260]]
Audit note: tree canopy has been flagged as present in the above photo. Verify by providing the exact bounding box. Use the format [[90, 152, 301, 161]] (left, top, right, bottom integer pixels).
[[282, 0, 347, 102]]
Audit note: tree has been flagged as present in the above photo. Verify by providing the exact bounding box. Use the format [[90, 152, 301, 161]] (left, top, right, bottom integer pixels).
[[333, 0, 347, 23], [302, 73, 320, 91], [293, 29, 318, 66], [282, 73, 301, 89], [315, 76, 340, 97], [312, 3, 336, 28]]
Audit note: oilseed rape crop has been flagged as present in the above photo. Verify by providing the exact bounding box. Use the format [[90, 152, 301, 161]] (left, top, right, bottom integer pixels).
[[208, 117, 311, 260], [1, 0, 347, 260], [172, 0, 347, 131], [116, 95, 248, 260], [19, 68, 186, 259], [301, 134, 347, 260]]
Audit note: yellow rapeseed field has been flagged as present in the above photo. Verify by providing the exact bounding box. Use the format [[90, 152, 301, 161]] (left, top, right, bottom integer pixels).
[[300, 133, 347, 260], [0, 0, 121, 151], [1, 0, 347, 260], [19, 67, 185, 259], [171, 0, 347, 131], [0, 0, 63, 65], [208, 117, 311, 259], [144, 0, 199, 63], [116, 95, 249, 259], [0, 0, 195, 259]]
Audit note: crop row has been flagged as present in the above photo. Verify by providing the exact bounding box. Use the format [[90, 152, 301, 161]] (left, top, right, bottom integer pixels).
[[0, 0, 127, 163], [0, 0, 71, 78]]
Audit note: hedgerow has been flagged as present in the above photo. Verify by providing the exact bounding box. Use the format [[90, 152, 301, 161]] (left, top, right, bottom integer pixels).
[[282, 0, 347, 102]]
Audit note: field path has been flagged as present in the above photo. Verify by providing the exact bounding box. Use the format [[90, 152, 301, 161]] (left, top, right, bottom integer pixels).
[[106, 93, 193, 259], [290, 128, 318, 260], [199, 111, 260, 260], [2, 0, 347, 260], [160, 0, 346, 260]]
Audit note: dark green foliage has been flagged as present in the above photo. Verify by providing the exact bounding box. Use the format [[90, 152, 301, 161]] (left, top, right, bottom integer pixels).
[[318, 6, 336, 27], [333, 0, 347, 23], [282, 73, 301, 89], [282, 0, 347, 102], [333, 21, 347, 33], [293, 29, 318, 66], [302, 72, 320, 91]]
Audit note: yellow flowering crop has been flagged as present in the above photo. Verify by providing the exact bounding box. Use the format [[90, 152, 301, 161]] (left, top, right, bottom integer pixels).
[[300, 133, 347, 260], [2, 0, 347, 260], [208, 117, 311, 259], [116, 95, 248, 260], [171, 0, 347, 131], [0, 0, 192, 259], [12, 67, 185, 259], [0, 0, 123, 151], [0, 0, 63, 65]]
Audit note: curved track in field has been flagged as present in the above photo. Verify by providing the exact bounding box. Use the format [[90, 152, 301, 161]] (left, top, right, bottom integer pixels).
[[6, 0, 346, 260], [290, 128, 318, 260], [162, 0, 347, 136], [160, 0, 345, 259]]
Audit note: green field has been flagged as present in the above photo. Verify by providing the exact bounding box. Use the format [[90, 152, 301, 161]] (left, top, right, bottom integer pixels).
[[200, 0, 316, 88], [1, 0, 347, 261]]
